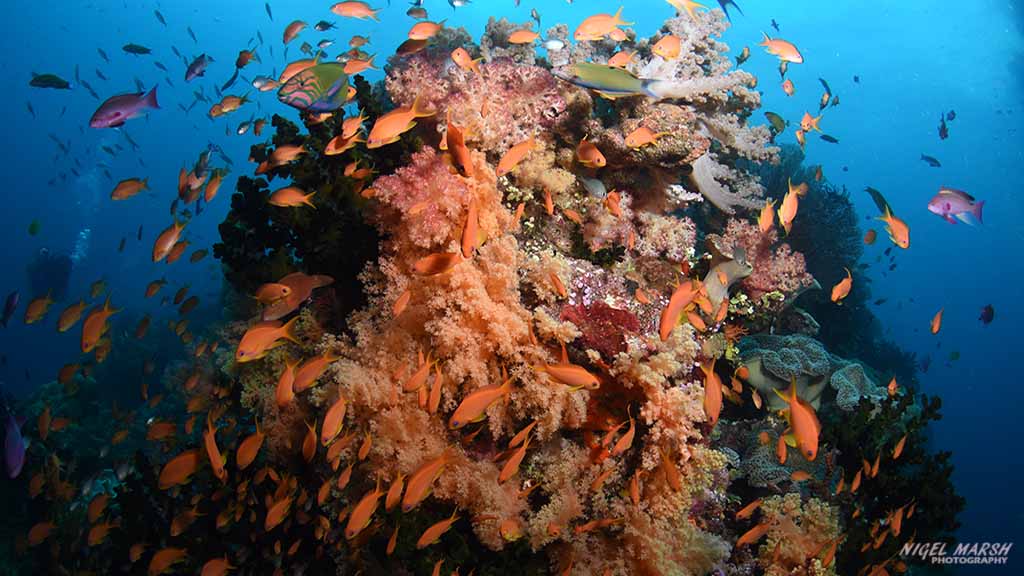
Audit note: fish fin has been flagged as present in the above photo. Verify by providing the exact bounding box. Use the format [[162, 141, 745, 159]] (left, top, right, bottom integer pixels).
[[145, 86, 160, 109], [971, 200, 984, 224], [279, 316, 301, 344], [943, 214, 958, 225]]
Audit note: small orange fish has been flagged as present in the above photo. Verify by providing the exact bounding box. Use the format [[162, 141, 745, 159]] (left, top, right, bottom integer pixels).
[[56, 300, 86, 332], [791, 470, 812, 482], [736, 523, 770, 547], [831, 268, 852, 303], [773, 381, 820, 461], [659, 279, 705, 341], [158, 449, 201, 490], [402, 450, 451, 512], [864, 229, 877, 245], [508, 29, 540, 44], [777, 178, 807, 235], [782, 79, 795, 96], [496, 137, 536, 176], [81, 296, 120, 353], [321, 394, 347, 446], [342, 111, 368, 140], [412, 252, 462, 276], [607, 50, 637, 68], [700, 359, 723, 427], [294, 352, 341, 392], [574, 7, 632, 41], [625, 126, 669, 149], [148, 547, 187, 576], [203, 415, 227, 483], [893, 434, 907, 459], [385, 473, 405, 511], [264, 496, 293, 531], [269, 187, 316, 208], [24, 294, 54, 324], [652, 34, 681, 59], [877, 206, 910, 249], [735, 498, 762, 520], [576, 137, 606, 168], [343, 55, 378, 75], [345, 479, 385, 540], [930, 308, 943, 334], [888, 377, 898, 396], [236, 317, 299, 362], [152, 220, 186, 262], [449, 375, 513, 429], [800, 111, 823, 133], [331, 1, 380, 20], [760, 33, 803, 63], [408, 20, 445, 40], [236, 421, 265, 470], [450, 47, 482, 74], [367, 95, 435, 149], [416, 508, 459, 548], [200, 556, 233, 576]]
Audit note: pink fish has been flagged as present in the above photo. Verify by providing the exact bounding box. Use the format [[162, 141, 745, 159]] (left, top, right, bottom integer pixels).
[[927, 187, 984, 225]]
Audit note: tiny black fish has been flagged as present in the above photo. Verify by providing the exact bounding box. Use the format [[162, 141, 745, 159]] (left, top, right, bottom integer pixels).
[[920, 154, 941, 168], [938, 114, 949, 140], [979, 304, 994, 325], [820, 134, 839, 144], [873, 298, 887, 305]]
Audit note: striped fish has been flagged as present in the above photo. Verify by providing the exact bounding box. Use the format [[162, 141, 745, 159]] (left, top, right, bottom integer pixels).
[[277, 63, 349, 112]]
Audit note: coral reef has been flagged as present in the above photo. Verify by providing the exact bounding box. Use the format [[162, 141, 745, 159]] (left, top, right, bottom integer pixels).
[[3, 7, 964, 576]]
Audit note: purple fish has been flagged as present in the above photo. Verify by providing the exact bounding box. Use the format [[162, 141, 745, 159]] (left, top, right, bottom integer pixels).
[[185, 54, 213, 82], [5, 412, 25, 478], [89, 87, 160, 128], [927, 187, 984, 225], [1, 291, 17, 327]]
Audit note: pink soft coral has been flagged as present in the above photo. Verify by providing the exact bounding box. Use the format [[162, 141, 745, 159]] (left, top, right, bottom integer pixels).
[[707, 219, 816, 300], [386, 54, 569, 154]]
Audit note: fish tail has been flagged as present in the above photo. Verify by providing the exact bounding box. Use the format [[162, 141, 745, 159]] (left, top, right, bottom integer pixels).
[[145, 86, 160, 109], [613, 6, 634, 26], [304, 191, 317, 209], [279, 316, 301, 344], [972, 200, 984, 225]]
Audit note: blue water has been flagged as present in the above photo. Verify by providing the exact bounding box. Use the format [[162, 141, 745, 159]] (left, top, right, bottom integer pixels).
[[2, 0, 1022, 568]]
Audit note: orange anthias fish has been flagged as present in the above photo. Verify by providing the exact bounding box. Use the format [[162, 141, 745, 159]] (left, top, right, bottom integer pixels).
[[877, 206, 910, 249], [499, 434, 530, 484], [262, 272, 335, 321], [366, 95, 435, 149], [831, 268, 852, 303], [345, 478, 385, 539], [508, 29, 540, 44], [447, 120, 474, 179], [56, 300, 87, 332], [576, 137, 606, 168], [276, 358, 299, 408], [496, 137, 536, 176], [402, 450, 451, 512], [111, 178, 149, 200], [659, 279, 705, 341], [344, 55, 378, 75], [269, 187, 316, 208], [800, 112, 823, 133], [203, 415, 227, 483], [607, 50, 637, 68], [450, 47, 483, 74], [342, 111, 368, 139], [758, 199, 776, 232], [760, 33, 804, 63], [158, 449, 201, 490], [148, 547, 187, 576], [652, 35, 681, 60], [777, 178, 808, 235], [574, 7, 632, 41], [283, 19, 307, 44], [236, 422, 264, 470], [774, 380, 821, 461], [893, 434, 908, 459], [24, 294, 54, 324], [448, 375, 513, 429], [264, 495, 293, 531], [293, 351, 341, 393], [81, 297, 120, 353], [152, 220, 186, 262], [200, 556, 233, 576], [331, 1, 381, 20], [321, 394, 347, 446], [412, 252, 462, 276], [782, 79, 795, 96], [864, 229, 877, 245], [408, 20, 445, 40], [700, 359, 723, 427], [625, 126, 669, 149], [534, 346, 600, 391], [235, 317, 300, 362], [416, 508, 459, 549], [930, 308, 943, 334]]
